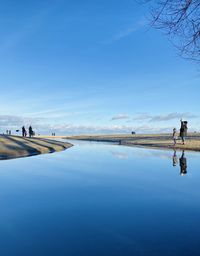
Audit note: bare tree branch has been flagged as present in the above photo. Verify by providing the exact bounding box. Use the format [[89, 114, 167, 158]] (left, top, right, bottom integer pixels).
[[143, 0, 200, 62]]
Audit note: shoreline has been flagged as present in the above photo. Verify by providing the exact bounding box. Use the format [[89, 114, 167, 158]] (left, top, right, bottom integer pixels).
[[0, 135, 73, 160], [62, 133, 200, 152]]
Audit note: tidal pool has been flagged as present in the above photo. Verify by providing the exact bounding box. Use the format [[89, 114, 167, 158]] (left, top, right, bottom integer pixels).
[[0, 140, 200, 256]]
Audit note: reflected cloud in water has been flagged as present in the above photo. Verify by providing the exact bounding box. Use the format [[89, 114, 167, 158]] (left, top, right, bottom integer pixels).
[[110, 146, 189, 176], [110, 148, 173, 160], [111, 151, 129, 159]]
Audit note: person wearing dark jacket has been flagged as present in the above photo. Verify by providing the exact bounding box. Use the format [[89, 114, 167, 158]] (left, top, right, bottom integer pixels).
[[180, 119, 188, 145], [22, 126, 26, 137], [29, 126, 33, 138]]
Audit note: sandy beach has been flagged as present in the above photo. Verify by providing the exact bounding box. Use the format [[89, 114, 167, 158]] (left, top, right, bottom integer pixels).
[[63, 133, 200, 152], [0, 135, 73, 160]]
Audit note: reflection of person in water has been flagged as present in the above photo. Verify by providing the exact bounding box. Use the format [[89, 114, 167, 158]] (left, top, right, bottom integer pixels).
[[179, 151, 187, 176], [173, 150, 178, 167], [172, 128, 178, 146]]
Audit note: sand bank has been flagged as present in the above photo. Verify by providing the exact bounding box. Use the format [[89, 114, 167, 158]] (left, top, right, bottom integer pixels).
[[63, 133, 200, 152], [0, 135, 73, 160]]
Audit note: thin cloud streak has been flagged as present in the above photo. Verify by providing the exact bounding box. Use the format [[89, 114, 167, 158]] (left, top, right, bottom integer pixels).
[[103, 17, 147, 45], [0, 115, 44, 132], [132, 112, 198, 122], [113, 18, 147, 42], [111, 112, 198, 123], [111, 114, 130, 121]]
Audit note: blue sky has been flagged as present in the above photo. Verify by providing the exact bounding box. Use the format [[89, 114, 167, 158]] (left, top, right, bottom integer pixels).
[[0, 0, 199, 135]]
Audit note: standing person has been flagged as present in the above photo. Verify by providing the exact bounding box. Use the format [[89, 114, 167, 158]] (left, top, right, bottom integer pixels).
[[29, 126, 33, 138], [172, 128, 177, 146], [22, 126, 26, 137], [180, 119, 188, 145]]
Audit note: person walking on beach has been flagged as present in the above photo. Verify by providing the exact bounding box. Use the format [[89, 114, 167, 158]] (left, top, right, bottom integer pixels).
[[29, 126, 33, 138], [172, 128, 177, 146], [22, 126, 26, 137], [180, 119, 188, 145]]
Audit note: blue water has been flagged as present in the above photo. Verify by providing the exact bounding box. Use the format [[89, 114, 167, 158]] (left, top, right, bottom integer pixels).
[[0, 140, 200, 256]]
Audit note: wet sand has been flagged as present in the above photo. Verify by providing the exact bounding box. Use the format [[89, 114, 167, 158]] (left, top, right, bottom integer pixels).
[[0, 135, 73, 160], [63, 133, 200, 152]]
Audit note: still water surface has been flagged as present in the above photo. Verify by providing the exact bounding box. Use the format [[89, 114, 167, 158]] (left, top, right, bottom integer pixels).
[[0, 140, 200, 256]]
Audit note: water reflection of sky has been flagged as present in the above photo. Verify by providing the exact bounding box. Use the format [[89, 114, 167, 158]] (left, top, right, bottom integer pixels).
[[0, 140, 200, 255]]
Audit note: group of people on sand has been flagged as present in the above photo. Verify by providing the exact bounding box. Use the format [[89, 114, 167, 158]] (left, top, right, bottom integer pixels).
[[22, 126, 34, 138], [172, 119, 188, 146]]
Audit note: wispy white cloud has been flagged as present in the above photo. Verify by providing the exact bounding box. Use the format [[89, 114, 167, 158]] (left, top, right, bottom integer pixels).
[[132, 112, 198, 122], [110, 17, 147, 42], [0, 114, 170, 134], [112, 26, 139, 41], [150, 113, 198, 122], [0, 113, 199, 135], [37, 123, 178, 135], [111, 114, 130, 121], [0, 115, 44, 127], [111, 112, 198, 123]]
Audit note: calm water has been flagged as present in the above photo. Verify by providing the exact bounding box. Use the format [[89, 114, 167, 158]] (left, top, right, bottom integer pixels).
[[0, 140, 200, 256]]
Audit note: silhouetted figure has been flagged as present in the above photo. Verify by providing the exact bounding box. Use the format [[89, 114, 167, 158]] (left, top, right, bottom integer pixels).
[[179, 151, 187, 176], [9, 130, 11, 135], [22, 126, 26, 137], [172, 150, 178, 167], [180, 119, 188, 145], [29, 126, 33, 138]]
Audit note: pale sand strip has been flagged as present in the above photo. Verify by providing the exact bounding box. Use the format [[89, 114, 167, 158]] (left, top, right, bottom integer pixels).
[[62, 133, 200, 152], [0, 135, 73, 160]]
